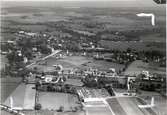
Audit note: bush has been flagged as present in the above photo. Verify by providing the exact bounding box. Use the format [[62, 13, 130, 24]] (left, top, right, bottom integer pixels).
[[34, 103, 42, 110], [57, 106, 64, 112]]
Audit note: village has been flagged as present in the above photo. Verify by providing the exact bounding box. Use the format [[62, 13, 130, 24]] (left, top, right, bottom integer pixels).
[[0, 1, 166, 115], [1, 35, 166, 114]]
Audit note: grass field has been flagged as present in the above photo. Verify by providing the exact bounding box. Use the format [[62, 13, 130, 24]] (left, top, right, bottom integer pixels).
[[0, 77, 22, 103], [138, 91, 167, 115], [3, 83, 36, 110], [80, 59, 125, 72], [85, 106, 111, 115], [65, 79, 83, 86], [3, 83, 26, 107], [140, 34, 166, 43], [2, 12, 68, 24], [38, 92, 80, 111], [30, 56, 125, 73], [99, 40, 165, 52], [124, 60, 166, 76], [106, 97, 157, 115]]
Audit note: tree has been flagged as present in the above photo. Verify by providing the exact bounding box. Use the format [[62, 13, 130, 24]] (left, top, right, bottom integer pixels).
[[34, 103, 42, 110], [57, 106, 64, 112], [6, 51, 23, 65], [39, 44, 52, 54]]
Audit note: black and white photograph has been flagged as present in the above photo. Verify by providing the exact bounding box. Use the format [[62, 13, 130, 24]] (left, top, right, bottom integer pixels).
[[0, 0, 166, 115]]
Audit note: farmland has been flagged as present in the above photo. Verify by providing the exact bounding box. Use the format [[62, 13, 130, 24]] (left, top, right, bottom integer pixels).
[[106, 97, 157, 115], [99, 40, 166, 52], [38, 92, 80, 111], [0, 77, 22, 103], [124, 60, 166, 76]]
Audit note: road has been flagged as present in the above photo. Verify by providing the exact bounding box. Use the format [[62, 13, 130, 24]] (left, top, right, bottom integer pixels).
[[26, 50, 61, 68]]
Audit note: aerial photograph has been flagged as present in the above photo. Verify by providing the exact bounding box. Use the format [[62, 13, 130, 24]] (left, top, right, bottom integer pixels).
[[0, 0, 166, 115]]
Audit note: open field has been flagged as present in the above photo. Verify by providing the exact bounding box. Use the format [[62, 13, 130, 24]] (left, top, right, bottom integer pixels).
[[14, 24, 51, 32], [79, 59, 125, 72], [59, 56, 91, 67], [138, 91, 167, 115], [124, 60, 166, 76], [112, 88, 167, 115], [1, 12, 69, 24], [38, 92, 80, 111], [106, 97, 157, 115], [4, 83, 36, 110], [54, 56, 125, 72], [1, 4, 165, 38], [0, 77, 22, 103], [100, 40, 166, 52], [65, 79, 83, 86], [4, 83, 26, 107], [85, 106, 111, 115], [30, 56, 125, 73], [140, 34, 166, 43]]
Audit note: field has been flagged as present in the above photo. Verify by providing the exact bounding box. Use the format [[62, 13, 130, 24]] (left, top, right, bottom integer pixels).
[[99, 40, 166, 52], [106, 97, 157, 115], [65, 79, 83, 86], [29, 56, 90, 72], [1, 11, 68, 24], [38, 92, 80, 111], [3, 83, 36, 110], [0, 77, 22, 103], [80, 59, 125, 72], [140, 34, 166, 43], [124, 60, 166, 76], [85, 106, 111, 115], [138, 91, 167, 115], [1, 4, 166, 40], [103, 88, 167, 115], [30, 56, 125, 73]]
